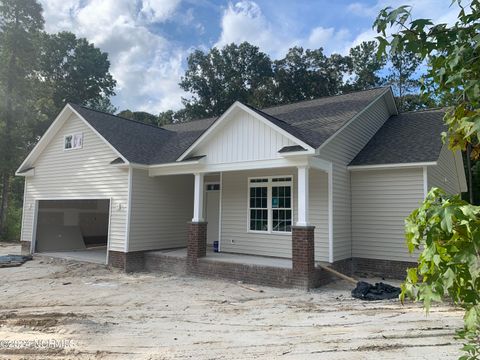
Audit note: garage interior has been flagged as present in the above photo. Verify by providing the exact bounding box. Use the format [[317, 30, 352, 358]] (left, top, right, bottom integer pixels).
[[35, 199, 110, 264]]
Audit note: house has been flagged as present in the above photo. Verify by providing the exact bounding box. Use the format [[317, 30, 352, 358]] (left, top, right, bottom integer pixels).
[[16, 87, 467, 288]]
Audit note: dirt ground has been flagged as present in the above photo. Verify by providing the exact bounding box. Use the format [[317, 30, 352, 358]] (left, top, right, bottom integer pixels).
[[0, 242, 465, 359]]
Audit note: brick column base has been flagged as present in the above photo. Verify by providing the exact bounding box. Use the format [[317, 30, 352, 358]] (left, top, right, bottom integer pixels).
[[292, 225, 315, 289], [187, 222, 207, 265], [108, 251, 145, 272], [20, 241, 31, 255]]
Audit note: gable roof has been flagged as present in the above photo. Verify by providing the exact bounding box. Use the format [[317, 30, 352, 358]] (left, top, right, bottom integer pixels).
[[20, 87, 395, 170], [349, 108, 447, 166]]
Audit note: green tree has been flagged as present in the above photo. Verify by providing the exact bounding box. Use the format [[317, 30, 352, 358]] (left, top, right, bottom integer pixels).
[[346, 41, 385, 91], [158, 110, 175, 126], [179, 42, 275, 119], [117, 109, 159, 126], [0, 0, 44, 239], [374, 1, 480, 357], [273, 47, 349, 104], [37, 31, 116, 125], [384, 49, 424, 111]]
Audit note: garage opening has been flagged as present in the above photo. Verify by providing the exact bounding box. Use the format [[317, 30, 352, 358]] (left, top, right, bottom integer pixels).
[[35, 199, 110, 264]]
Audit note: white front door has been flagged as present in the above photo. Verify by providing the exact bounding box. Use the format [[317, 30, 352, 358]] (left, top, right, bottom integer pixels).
[[205, 183, 220, 245]]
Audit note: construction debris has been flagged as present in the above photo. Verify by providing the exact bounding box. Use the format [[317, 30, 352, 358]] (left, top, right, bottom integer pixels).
[[351, 281, 401, 301], [0, 254, 33, 268]]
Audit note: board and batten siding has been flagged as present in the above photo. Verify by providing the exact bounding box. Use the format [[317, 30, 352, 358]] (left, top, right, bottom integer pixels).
[[20, 114, 129, 252], [193, 109, 297, 163], [129, 170, 194, 252], [351, 168, 424, 262], [319, 95, 393, 261], [427, 144, 463, 195], [220, 168, 329, 261]]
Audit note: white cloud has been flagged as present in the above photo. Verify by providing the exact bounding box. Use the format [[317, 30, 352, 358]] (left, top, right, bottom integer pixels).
[[347, 2, 377, 17], [305, 27, 350, 54], [216, 1, 353, 57], [40, 0, 186, 113], [215, 1, 288, 57], [140, 0, 181, 23]]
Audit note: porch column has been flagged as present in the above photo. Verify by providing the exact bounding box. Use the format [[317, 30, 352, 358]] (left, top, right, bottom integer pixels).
[[188, 173, 207, 263], [296, 165, 309, 227], [192, 172, 204, 222], [292, 165, 315, 289]]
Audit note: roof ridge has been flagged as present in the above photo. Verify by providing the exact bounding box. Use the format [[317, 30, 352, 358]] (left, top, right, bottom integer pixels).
[[69, 103, 172, 132], [258, 86, 390, 112], [161, 86, 392, 127]]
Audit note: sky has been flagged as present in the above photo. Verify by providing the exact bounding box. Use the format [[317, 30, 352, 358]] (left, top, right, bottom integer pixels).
[[38, 0, 460, 114]]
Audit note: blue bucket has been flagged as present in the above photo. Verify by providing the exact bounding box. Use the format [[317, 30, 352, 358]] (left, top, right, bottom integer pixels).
[[213, 241, 219, 252]]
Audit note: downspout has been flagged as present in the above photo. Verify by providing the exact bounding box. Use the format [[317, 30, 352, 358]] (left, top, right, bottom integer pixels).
[[422, 166, 428, 198]]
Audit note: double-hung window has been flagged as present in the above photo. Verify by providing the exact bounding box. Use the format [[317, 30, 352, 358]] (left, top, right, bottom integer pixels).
[[248, 176, 293, 233], [64, 133, 83, 150]]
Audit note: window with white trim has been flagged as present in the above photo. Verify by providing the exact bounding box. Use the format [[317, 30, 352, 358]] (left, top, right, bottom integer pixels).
[[248, 176, 293, 233], [64, 133, 83, 150]]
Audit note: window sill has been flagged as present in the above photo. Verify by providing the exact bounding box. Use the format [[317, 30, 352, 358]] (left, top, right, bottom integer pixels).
[[247, 230, 292, 236]]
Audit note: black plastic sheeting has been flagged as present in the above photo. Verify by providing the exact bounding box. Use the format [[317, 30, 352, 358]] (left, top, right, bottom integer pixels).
[[0, 254, 32, 268], [351, 281, 401, 301]]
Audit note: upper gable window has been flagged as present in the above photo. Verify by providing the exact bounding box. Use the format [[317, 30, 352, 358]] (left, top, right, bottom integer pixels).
[[64, 133, 83, 150]]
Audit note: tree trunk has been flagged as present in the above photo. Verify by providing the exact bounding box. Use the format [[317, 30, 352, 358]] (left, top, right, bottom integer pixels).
[[0, 173, 10, 239], [466, 144, 474, 204]]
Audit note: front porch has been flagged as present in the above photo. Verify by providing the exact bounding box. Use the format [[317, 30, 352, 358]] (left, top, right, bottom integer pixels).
[[143, 157, 333, 289], [144, 247, 332, 288]]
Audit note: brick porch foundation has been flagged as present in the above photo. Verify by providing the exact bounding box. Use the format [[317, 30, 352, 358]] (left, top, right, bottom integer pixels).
[[292, 225, 316, 289], [145, 251, 332, 288], [108, 250, 145, 272], [352, 257, 417, 280], [187, 221, 207, 265]]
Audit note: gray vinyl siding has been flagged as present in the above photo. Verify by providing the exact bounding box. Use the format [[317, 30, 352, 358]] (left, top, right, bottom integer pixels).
[[351, 168, 424, 262], [427, 145, 462, 195], [318, 95, 393, 261], [20, 114, 129, 252], [220, 168, 329, 261], [129, 169, 194, 252]]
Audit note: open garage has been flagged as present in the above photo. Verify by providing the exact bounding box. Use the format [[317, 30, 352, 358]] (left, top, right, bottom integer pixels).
[[34, 199, 110, 264]]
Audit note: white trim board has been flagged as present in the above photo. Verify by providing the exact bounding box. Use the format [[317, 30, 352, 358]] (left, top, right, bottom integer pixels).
[[348, 161, 437, 171], [125, 167, 133, 252]]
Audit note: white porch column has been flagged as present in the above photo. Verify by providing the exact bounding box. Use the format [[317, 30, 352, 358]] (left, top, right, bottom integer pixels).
[[192, 172, 205, 222], [296, 165, 309, 226]]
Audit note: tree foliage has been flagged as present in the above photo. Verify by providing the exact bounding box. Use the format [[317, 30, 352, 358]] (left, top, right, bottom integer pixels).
[[36, 31, 116, 123], [0, 0, 44, 239], [374, 1, 480, 357], [179, 42, 274, 118], [404, 188, 480, 358], [384, 49, 423, 111], [346, 41, 385, 91], [273, 47, 349, 103]]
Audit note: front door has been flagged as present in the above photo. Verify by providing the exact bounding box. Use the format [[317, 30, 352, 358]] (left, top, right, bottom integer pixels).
[[205, 183, 220, 246]]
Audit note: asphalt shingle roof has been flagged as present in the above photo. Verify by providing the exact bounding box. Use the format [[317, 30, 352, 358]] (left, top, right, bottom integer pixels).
[[70, 103, 174, 164], [70, 87, 441, 167], [349, 108, 447, 166]]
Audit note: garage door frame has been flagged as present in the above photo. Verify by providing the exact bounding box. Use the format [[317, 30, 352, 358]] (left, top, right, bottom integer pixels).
[[32, 196, 113, 265]]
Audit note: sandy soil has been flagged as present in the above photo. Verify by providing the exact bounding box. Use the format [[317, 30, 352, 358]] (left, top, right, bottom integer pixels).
[[0, 242, 465, 359]]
